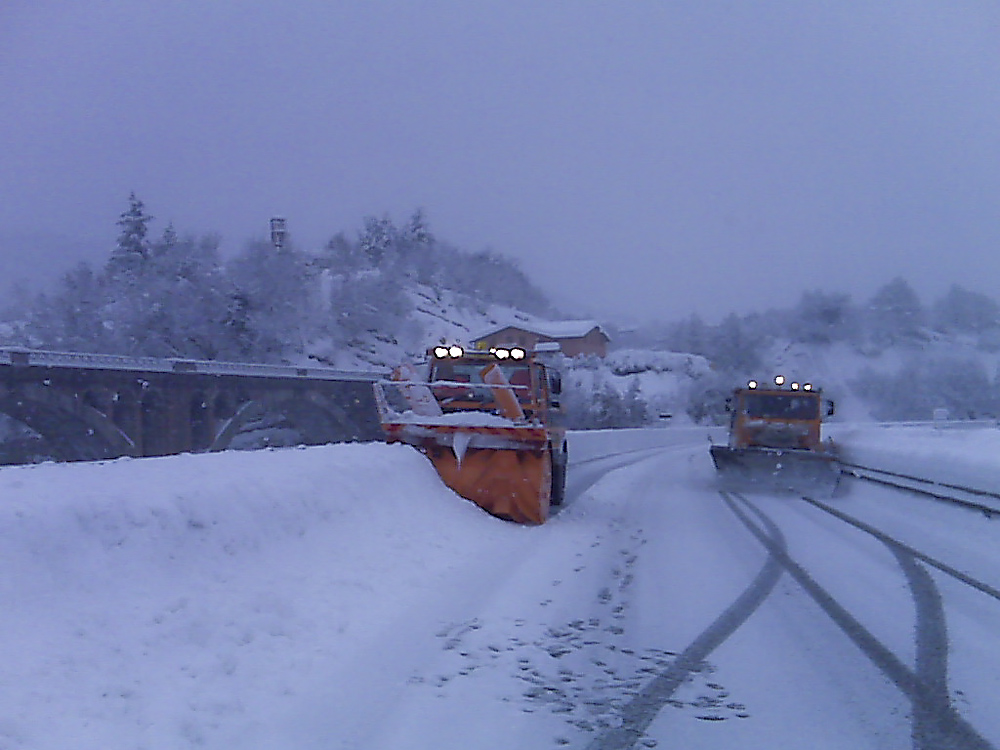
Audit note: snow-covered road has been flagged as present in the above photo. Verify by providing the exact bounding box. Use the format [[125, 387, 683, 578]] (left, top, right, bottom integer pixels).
[[1, 425, 998, 749]]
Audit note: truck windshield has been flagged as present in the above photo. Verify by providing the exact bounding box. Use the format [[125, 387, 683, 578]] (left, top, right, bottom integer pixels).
[[430, 363, 534, 402], [742, 393, 819, 420]]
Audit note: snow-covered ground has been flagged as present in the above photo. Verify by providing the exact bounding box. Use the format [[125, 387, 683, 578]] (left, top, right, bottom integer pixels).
[[2, 424, 998, 749]]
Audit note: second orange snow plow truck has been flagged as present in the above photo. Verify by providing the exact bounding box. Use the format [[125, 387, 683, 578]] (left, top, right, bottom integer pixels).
[[373, 344, 567, 524], [710, 376, 840, 493]]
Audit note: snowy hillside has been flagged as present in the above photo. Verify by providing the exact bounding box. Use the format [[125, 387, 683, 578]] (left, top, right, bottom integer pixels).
[[304, 281, 582, 371]]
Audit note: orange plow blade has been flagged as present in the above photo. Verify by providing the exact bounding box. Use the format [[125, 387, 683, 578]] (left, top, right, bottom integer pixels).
[[428, 445, 552, 525]]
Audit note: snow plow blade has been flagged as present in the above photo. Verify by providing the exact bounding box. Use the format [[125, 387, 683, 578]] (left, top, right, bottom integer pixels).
[[375, 399, 558, 524], [711, 445, 841, 495], [378, 419, 554, 524], [427, 444, 551, 525]]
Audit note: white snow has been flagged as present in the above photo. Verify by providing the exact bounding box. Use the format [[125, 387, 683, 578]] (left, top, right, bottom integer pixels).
[[604, 349, 712, 378], [385, 410, 518, 427], [2, 423, 999, 748], [830, 421, 1000, 493]]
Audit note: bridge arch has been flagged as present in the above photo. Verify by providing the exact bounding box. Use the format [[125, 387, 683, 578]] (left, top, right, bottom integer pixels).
[[0, 383, 137, 461], [208, 390, 370, 452]]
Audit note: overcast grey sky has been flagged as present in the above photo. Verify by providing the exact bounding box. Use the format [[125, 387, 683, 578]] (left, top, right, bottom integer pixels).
[[2, 1, 999, 323]]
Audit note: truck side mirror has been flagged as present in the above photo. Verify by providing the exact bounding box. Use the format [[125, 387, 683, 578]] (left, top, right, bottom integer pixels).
[[550, 374, 562, 395], [826, 400, 835, 416]]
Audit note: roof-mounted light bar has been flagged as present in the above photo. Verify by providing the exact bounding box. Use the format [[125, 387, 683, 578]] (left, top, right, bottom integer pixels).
[[432, 344, 465, 359], [432, 344, 528, 361], [746, 376, 820, 391], [491, 346, 527, 360]]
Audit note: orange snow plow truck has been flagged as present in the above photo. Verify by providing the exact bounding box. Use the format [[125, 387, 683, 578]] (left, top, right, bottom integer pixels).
[[373, 344, 567, 524], [710, 376, 840, 493]]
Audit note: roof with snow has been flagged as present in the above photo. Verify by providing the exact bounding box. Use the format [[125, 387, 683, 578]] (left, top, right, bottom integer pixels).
[[472, 319, 610, 342]]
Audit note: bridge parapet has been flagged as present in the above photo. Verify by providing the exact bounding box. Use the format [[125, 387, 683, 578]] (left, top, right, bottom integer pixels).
[[1, 347, 386, 381]]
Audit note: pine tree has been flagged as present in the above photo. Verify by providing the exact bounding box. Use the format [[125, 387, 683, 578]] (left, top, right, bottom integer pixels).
[[403, 208, 436, 283], [358, 215, 395, 268], [108, 192, 153, 276], [404, 208, 433, 247]]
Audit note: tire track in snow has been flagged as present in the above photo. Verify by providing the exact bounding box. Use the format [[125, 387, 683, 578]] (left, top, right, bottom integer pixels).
[[800, 495, 1000, 602], [566, 447, 684, 502], [892, 547, 952, 750], [730, 493, 994, 750], [584, 491, 786, 750], [800, 494, 991, 749]]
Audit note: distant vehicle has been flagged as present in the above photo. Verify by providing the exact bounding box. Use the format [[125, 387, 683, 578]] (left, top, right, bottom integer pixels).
[[710, 375, 840, 494], [374, 344, 567, 524]]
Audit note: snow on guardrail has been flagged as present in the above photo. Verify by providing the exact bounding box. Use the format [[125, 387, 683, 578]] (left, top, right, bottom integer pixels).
[[845, 419, 1000, 430], [829, 422, 1000, 497]]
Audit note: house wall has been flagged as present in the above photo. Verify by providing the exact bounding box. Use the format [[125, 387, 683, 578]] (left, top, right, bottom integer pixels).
[[475, 327, 539, 351], [474, 326, 607, 357], [558, 328, 608, 357]]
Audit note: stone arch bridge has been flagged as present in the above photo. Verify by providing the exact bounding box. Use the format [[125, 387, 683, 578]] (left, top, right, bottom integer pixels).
[[0, 348, 386, 464]]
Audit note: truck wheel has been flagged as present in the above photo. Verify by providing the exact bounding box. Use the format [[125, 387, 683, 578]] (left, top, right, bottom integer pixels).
[[550, 443, 568, 506]]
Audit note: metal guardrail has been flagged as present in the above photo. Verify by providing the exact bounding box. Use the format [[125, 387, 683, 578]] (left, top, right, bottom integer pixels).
[[840, 460, 1000, 518], [0, 347, 387, 383], [865, 419, 999, 430]]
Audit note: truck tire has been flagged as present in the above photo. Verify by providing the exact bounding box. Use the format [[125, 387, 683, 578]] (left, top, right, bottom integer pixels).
[[550, 443, 568, 506]]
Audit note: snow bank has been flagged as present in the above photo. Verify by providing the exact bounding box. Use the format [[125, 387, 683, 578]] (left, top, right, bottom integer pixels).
[[830, 422, 1000, 493], [0, 443, 510, 749]]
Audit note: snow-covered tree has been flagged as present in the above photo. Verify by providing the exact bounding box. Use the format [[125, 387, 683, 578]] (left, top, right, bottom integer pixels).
[[404, 208, 433, 247], [328, 270, 413, 349], [319, 232, 368, 276], [662, 314, 711, 357], [932, 284, 1000, 335], [226, 240, 316, 363], [864, 277, 926, 345], [17, 263, 115, 352], [852, 355, 998, 421], [708, 313, 763, 374], [788, 290, 857, 344], [108, 192, 153, 277], [358, 215, 396, 268], [684, 369, 735, 425], [402, 209, 437, 284], [135, 230, 234, 358]]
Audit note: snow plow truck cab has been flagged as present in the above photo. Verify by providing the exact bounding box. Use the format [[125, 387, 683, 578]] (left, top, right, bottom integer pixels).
[[373, 344, 567, 524], [710, 376, 840, 493]]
